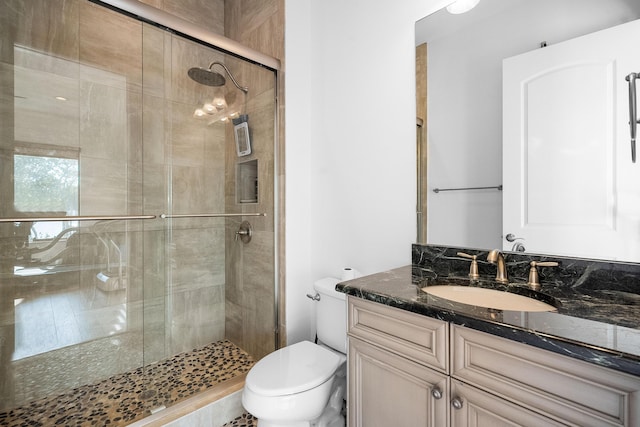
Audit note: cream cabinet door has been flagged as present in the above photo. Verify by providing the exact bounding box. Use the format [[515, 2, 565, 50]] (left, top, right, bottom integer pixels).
[[348, 337, 448, 427], [450, 380, 564, 427]]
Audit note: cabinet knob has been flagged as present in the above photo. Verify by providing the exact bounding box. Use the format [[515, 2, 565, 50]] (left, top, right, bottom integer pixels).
[[431, 388, 443, 400], [451, 397, 464, 410]]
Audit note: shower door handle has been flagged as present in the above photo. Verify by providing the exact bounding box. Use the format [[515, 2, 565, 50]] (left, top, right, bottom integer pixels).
[[0, 214, 156, 223], [626, 72, 640, 163]]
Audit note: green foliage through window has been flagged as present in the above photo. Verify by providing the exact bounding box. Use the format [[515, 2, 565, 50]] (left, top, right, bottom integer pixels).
[[14, 154, 79, 214]]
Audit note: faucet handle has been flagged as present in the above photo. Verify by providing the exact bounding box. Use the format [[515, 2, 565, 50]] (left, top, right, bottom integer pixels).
[[527, 261, 558, 291], [457, 252, 479, 279]]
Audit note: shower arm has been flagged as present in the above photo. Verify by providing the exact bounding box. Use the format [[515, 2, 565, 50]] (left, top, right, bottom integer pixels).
[[209, 61, 248, 93]]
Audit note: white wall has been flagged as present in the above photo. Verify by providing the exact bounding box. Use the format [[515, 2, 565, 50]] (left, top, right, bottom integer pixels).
[[284, 0, 449, 343], [284, 0, 314, 344]]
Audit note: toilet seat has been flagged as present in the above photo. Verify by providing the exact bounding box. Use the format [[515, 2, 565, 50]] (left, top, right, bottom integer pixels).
[[245, 341, 342, 397]]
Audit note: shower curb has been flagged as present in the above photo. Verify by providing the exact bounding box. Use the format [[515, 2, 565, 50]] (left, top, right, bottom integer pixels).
[[129, 373, 247, 427]]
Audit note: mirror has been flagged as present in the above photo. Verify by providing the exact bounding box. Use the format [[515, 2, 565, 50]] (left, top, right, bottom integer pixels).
[[416, 0, 640, 262]]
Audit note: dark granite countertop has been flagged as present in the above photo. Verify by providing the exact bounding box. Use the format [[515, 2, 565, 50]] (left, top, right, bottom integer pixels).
[[336, 265, 640, 377]]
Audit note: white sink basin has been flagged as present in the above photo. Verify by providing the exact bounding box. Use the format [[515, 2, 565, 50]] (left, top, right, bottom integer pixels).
[[422, 285, 557, 312]]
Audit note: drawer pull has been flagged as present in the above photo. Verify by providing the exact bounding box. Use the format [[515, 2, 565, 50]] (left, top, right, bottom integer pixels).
[[431, 388, 443, 400], [451, 397, 464, 410]]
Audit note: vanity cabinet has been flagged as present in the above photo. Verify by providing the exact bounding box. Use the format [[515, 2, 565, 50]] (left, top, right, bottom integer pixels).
[[347, 297, 449, 426], [347, 297, 640, 427]]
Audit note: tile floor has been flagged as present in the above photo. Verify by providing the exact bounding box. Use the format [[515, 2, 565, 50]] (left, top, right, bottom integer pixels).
[[12, 286, 130, 361]]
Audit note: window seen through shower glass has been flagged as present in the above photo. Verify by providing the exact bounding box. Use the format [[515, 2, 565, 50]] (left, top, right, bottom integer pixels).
[[13, 152, 79, 239]]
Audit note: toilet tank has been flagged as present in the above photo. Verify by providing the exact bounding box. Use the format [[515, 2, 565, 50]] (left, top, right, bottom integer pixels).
[[314, 277, 347, 354]]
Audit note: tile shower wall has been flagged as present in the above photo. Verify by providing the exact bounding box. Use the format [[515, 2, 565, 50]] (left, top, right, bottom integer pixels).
[[0, 0, 278, 414], [140, 0, 225, 34], [224, 0, 283, 361], [142, 24, 230, 361], [142, 0, 283, 363]]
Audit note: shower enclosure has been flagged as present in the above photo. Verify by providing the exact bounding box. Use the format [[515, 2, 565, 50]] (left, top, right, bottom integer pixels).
[[0, 0, 278, 420]]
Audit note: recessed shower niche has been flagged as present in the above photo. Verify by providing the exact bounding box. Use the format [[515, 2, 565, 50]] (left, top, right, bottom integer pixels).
[[237, 159, 258, 204]]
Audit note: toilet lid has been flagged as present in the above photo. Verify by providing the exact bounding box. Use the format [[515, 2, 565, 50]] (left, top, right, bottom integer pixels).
[[246, 341, 342, 397]]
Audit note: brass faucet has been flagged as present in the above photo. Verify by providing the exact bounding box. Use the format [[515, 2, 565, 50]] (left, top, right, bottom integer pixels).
[[527, 260, 559, 291], [487, 249, 509, 283]]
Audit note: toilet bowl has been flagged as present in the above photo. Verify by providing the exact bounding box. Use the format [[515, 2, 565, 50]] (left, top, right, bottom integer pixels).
[[242, 341, 346, 427], [242, 277, 347, 427]]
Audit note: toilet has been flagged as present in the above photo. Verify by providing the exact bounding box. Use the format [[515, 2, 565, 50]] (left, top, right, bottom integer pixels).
[[242, 277, 347, 427]]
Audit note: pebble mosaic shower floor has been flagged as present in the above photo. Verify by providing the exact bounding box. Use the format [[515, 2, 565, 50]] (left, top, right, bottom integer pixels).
[[221, 412, 258, 427], [0, 340, 254, 426]]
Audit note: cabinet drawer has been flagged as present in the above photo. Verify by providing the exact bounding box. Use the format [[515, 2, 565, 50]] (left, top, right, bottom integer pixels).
[[451, 379, 565, 427], [348, 297, 448, 373], [452, 325, 640, 427]]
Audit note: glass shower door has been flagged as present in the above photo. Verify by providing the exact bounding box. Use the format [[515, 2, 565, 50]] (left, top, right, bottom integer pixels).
[[144, 26, 277, 363], [0, 0, 147, 410], [0, 0, 277, 420]]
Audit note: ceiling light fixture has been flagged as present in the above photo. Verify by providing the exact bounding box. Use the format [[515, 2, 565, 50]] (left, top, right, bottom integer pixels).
[[446, 0, 480, 14]]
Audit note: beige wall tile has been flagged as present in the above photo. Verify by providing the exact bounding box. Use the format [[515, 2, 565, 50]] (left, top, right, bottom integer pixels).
[[0, 0, 80, 63], [0, 63, 14, 149], [225, 0, 283, 60], [13, 49, 80, 148], [79, 1, 142, 93], [79, 80, 128, 159], [143, 25, 166, 98], [138, 0, 163, 11], [79, 156, 128, 214], [163, 0, 224, 35], [222, 0, 282, 358]]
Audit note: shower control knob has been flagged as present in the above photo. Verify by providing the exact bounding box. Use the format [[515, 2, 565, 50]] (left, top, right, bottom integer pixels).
[[235, 221, 253, 243]]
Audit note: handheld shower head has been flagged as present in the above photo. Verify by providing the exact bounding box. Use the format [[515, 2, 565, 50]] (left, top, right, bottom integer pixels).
[[187, 61, 248, 93]]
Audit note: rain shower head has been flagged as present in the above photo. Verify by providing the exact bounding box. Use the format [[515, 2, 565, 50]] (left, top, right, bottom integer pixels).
[[188, 66, 226, 86], [187, 61, 248, 93]]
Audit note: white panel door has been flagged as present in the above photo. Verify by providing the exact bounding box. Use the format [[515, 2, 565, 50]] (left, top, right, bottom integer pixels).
[[503, 19, 640, 262]]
